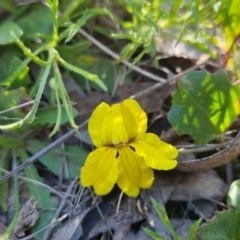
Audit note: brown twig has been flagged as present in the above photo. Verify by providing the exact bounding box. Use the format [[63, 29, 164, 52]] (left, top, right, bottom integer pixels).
[[177, 131, 240, 172], [79, 29, 167, 83], [43, 178, 77, 240]]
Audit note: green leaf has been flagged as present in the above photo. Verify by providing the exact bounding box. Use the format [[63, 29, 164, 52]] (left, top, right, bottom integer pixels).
[[19, 149, 57, 240], [0, 49, 30, 88], [0, 149, 10, 212], [32, 105, 78, 126], [227, 180, 240, 211], [189, 218, 202, 240], [151, 198, 179, 239], [57, 41, 92, 62], [115, 42, 140, 64], [215, 0, 240, 49], [143, 227, 164, 240], [17, 4, 52, 41], [0, 88, 27, 126], [0, 0, 16, 13], [25, 139, 88, 179], [0, 22, 23, 45], [168, 70, 240, 144], [64, 8, 112, 43], [0, 136, 22, 148], [196, 208, 240, 240], [58, 56, 108, 91], [83, 58, 132, 93]]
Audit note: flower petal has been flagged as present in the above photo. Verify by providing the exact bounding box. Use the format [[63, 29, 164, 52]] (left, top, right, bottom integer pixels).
[[88, 102, 111, 147], [131, 133, 178, 170], [80, 147, 118, 195], [117, 146, 153, 197], [110, 102, 139, 144], [89, 100, 140, 147], [123, 99, 147, 134]]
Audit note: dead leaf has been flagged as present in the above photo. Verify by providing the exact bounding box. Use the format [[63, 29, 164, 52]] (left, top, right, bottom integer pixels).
[[51, 207, 92, 240], [155, 169, 227, 202], [14, 198, 39, 238], [89, 198, 135, 240]]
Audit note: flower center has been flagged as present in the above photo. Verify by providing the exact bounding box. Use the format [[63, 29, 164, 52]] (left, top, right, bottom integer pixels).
[[114, 142, 127, 147], [109, 138, 135, 148]]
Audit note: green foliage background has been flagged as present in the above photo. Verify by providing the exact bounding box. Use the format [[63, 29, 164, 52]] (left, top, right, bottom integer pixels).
[[0, 0, 240, 239]]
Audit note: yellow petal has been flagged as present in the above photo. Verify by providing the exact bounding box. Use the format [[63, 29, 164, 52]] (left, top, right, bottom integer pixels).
[[110, 103, 138, 144], [117, 146, 153, 197], [131, 133, 178, 170], [123, 99, 147, 134], [100, 107, 114, 145], [88, 102, 111, 147], [89, 100, 139, 147], [80, 147, 118, 195]]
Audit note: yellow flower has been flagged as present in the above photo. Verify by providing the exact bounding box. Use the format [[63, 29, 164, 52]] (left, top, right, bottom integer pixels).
[[80, 99, 178, 197]]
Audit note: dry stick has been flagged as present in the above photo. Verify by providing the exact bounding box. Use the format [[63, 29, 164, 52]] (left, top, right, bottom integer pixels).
[[43, 177, 78, 240], [20, 214, 69, 240], [177, 131, 240, 172], [178, 140, 231, 154], [0, 100, 35, 115], [79, 28, 213, 97], [130, 60, 207, 100], [0, 120, 88, 184], [0, 167, 66, 200], [79, 29, 166, 83], [89, 189, 114, 238]]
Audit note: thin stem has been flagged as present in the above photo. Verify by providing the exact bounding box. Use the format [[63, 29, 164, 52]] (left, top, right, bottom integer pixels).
[[89, 188, 114, 238], [59, 0, 83, 25], [57, 54, 107, 91], [0, 167, 66, 200], [3, 45, 47, 87], [116, 191, 124, 214], [177, 141, 231, 153], [52, 60, 78, 131], [50, 0, 59, 47], [0, 100, 35, 115], [2, 150, 20, 240], [79, 28, 166, 83], [42, 178, 77, 240], [12, 32, 49, 66], [49, 79, 62, 136], [25, 62, 52, 123]]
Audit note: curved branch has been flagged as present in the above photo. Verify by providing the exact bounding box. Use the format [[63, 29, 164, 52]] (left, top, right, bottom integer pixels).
[[177, 131, 240, 172]]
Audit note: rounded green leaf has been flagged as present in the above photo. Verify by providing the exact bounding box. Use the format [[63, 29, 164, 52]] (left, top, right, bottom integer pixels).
[[196, 208, 240, 240], [168, 70, 240, 144], [0, 22, 23, 45]]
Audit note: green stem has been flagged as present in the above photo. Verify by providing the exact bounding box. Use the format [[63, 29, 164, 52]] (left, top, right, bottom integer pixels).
[[59, 0, 84, 25], [57, 55, 107, 91], [52, 60, 78, 131], [4, 45, 48, 87], [0, 58, 52, 130], [25, 62, 52, 123], [3, 150, 20, 240], [49, 78, 62, 136], [0, 149, 11, 212], [11, 32, 49, 66], [50, 0, 59, 47]]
